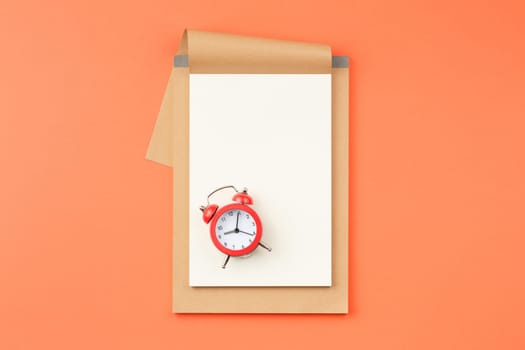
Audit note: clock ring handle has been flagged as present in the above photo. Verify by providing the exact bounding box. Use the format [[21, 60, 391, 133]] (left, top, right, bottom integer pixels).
[[205, 185, 247, 205]]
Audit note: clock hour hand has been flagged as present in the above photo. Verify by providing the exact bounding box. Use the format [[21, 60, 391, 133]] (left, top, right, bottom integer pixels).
[[239, 230, 255, 236], [223, 229, 237, 235]]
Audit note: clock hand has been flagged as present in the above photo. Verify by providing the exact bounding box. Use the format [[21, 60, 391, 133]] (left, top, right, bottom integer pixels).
[[223, 229, 236, 235], [239, 230, 255, 236], [235, 211, 240, 230]]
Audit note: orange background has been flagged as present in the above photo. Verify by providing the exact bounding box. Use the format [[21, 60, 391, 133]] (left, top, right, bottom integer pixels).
[[1, 0, 525, 348]]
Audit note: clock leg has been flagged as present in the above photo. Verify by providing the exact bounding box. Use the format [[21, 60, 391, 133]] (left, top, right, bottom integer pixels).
[[258, 241, 272, 252], [222, 255, 231, 269]]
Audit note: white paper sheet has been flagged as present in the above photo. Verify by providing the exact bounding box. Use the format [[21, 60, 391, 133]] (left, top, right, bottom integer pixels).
[[189, 74, 332, 286]]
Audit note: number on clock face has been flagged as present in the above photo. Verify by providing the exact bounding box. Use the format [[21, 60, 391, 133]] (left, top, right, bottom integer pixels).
[[215, 209, 257, 250]]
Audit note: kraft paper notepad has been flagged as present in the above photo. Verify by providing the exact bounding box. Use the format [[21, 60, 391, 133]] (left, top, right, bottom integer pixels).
[[146, 29, 348, 313]]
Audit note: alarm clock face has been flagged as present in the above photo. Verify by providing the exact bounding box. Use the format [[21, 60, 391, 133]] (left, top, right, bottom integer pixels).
[[209, 204, 262, 256]]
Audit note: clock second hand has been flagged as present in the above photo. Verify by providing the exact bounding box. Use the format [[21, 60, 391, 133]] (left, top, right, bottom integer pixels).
[[239, 230, 255, 236]]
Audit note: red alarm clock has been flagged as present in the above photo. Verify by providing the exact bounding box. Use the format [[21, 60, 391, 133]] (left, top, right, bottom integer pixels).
[[200, 185, 271, 268]]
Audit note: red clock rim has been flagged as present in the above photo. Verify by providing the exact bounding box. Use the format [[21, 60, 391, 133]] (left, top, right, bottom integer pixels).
[[209, 203, 263, 257]]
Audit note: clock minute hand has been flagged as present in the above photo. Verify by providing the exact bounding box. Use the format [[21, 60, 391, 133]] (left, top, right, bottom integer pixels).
[[239, 230, 255, 236], [235, 212, 240, 229]]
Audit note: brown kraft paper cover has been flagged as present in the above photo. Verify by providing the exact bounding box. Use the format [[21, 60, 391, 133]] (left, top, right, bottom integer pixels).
[[146, 29, 348, 313]]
